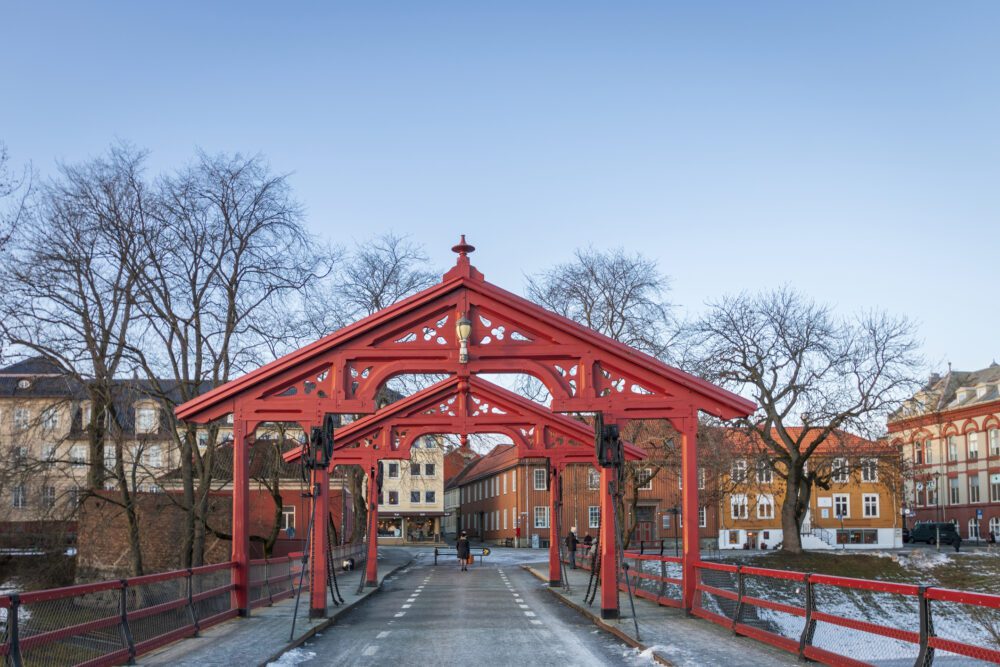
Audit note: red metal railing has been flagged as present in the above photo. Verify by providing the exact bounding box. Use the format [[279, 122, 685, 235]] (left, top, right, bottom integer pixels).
[[692, 561, 1000, 665]]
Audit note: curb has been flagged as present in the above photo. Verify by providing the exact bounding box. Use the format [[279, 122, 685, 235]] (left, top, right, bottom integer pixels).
[[520, 564, 675, 667], [257, 555, 415, 667]]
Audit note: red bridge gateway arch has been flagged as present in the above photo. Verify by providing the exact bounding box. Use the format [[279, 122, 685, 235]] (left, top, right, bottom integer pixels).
[[175, 237, 754, 620]]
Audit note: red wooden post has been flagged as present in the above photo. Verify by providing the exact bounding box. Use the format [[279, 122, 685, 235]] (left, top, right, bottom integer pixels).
[[548, 465, 561, 585], [365, 464, 379, 587], [680, 415, 700, 612], [599, 466, 618, 619], [231, 417, 250, 615], [309, 465, 329, 617]]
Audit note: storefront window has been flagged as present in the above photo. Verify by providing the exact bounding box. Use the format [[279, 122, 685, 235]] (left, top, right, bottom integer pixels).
[[378, 518, 402, 537], [407, 517, 435, 541]]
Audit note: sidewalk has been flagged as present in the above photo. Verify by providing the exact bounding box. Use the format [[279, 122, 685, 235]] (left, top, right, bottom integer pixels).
[[138, 549, 414, 667], [523, 563, 799, 667]]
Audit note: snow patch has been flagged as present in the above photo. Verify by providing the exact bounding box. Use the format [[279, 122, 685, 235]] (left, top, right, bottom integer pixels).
[[620, 644, 672, 665], [266, 648, 316, 666]]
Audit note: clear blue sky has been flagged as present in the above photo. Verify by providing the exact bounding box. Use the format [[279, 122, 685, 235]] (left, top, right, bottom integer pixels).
[[3, 2, 998, 373]]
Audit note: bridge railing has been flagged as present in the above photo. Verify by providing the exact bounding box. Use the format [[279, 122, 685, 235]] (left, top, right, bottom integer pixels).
[[0, 561, 236, 667], [692, 561, 1000, 665], [0, 542, 368, 667]]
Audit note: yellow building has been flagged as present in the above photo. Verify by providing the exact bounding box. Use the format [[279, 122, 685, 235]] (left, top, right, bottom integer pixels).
[[718, 428, 903, 550]]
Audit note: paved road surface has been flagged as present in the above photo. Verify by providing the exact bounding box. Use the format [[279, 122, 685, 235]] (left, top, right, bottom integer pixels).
[[269, 552, 647, 666]]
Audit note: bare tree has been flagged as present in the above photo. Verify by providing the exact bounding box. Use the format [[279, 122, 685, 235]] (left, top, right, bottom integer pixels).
[[123, 151, 327, 567], [0, 141, 32, 261], [526, 247, 675, 359], [0, 145, 148, 574], [690, 287, 921, 553]]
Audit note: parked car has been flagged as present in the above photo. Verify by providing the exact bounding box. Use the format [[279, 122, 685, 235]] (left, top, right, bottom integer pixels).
[[908, 522, 959, 545]]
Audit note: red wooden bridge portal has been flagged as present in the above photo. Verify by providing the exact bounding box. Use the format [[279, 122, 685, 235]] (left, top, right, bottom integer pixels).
[[175, 237, 755, 620]]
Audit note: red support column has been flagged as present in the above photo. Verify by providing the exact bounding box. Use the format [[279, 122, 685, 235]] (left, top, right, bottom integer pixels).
[[548, 465, 561, 585], [599, 466, 618, 619], [680, 416, 700, 613], [309, 465, 329, 618], [365, 464, 379, 587], [231, 418, 250, 616]]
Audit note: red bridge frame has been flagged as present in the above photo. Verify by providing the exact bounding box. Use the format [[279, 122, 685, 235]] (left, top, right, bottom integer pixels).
[[176, 237, 754, 620]]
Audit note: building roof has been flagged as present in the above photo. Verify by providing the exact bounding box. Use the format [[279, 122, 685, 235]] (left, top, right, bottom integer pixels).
[[0, 356, 66, 376], [724, 426, 881, 455], [445, 444, 544, 489], [891, 362, 1000, 421]]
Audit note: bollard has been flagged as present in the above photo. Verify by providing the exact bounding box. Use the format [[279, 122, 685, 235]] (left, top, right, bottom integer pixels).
[[119, 580, 136, 663]]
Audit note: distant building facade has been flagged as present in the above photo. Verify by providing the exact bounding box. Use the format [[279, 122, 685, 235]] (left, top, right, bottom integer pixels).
[[376, 435, 446, 543], [889, 364, 1000, 540], [717, 428, 903, 550]]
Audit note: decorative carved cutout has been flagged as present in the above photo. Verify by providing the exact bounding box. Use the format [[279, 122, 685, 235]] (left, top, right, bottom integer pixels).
[[469, 395, 508, 416], [393, 314, 450, 346], [348, 364, 373, 397], [595, 363, 653, 397], [553, 363, 580, 396], [269, 367, 332, 399], [478, 313, 532, 345]]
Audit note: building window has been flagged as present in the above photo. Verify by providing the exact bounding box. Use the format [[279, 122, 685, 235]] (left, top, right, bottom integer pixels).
[[991, 517, 1000, 539], [11, 446, 28, 466], [970, 474, 981, 503], [588, 468, 600, 490], [730, 494, 748, 520], [914, 442, 923, 465], [424, 463, 435, 477], [104, 447, 116, 471], [699, 506, 707, 528], [756, 494, 774, 520], [41, 407, 59, 431], [410, 463, 421, 476], [410, 491, 420, 504], [43, 444, 57, 462], [731, 459, 747, 483], [924, 440, 933, 465], [13, 408, 30, 430], [136, 407, 158, 434], [756, 460, 773, 484], [948, 435, 958, 462], [589, 506, 600, 528], [662, 513, 671, 529], [534, 468, 547, 490], [425, 490, 435, 504], [512, 470, 516, 492], [860, 458, 878, 483], [503, 509, 508, 529], [969, 518, 980, 540], [388, 491, 399, 505], [833, 493, 850, 519], [949, 477, 960, 504], [502, 474, 507, 495], [637, 468, 653, 491], [70, 445, 87, 466], [991, 429, 1000, 457], [388, 463, 399, 478], [144, 445, 162, 468], [12, 486, 27, 509], [832, 458, 849, 484], [534, 506, 549, 528], [968, 432, 980, 461], [282, 505, 295, 531], [863, 494, 879, 518], [42, 486, 56, 509], [698, 467, 706, 490], [81, 403, 92, 427]]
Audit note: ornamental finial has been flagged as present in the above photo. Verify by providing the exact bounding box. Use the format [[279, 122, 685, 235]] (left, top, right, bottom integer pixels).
[[451, 234, 475, 257]]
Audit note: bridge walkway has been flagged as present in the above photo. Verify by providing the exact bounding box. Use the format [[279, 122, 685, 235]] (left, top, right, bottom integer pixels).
[[136, 549, 413, 667], [524, 562, 800, 667]]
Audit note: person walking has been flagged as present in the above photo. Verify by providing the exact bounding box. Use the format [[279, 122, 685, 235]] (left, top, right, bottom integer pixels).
[[456, 530, 471, 572], [954, 532, 962, 553], [566, 528, 579, 569]]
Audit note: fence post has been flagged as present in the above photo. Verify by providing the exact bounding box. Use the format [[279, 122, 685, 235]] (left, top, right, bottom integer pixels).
[[8, 594, 22, 667], [186, 569, 200, 637], [659, 540, 665, 557], [732, 565, 744, 634], [659, 559, 667, 602], [915, 586, 935, 667], [119, 580, 136, 664], [640, 541, 645, 555], [434, 548, 438, 566], [265, 559, 274, 606], [798, 573, 816, 661]]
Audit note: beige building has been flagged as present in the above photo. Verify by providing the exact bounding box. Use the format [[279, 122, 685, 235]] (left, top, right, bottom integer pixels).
[[376, 435, 446, 543], [889, 364, 1000, 540], [0, 358, 178, 524]]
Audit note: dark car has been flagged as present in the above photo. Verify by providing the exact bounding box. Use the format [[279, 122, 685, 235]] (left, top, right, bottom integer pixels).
[[908, 522, 959, 545]]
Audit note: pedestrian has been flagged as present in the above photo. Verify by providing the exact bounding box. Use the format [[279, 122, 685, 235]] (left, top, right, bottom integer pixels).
[[954, 533, 962, 553], [990, 530, 996, 546], [565, 528, 579, 569], [457, 530, 471, 572]]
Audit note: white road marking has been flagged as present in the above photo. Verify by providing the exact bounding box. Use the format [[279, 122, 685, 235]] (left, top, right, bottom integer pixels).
[[519, 604, 529, 609], [407, 598, 416, 602], [524, 611, 536, 617], [377, 631, 391, 639], [530, 619, 543, 625], [402, 604, 412, 608], [394, 612, 406, 617], [363, 646, 378, 656]]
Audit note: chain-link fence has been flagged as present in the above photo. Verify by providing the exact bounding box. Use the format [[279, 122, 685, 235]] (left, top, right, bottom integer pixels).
[[692, 562, 1000, 666], [0, 562, 236, 667]]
